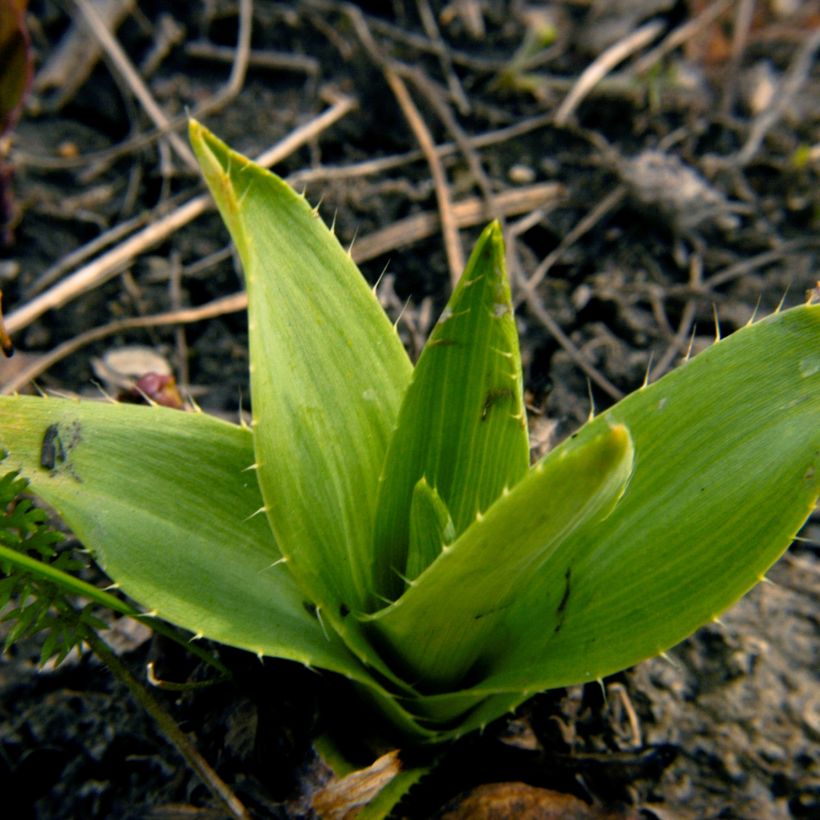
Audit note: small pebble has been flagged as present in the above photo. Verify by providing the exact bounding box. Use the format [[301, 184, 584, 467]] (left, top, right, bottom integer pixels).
[[508, 164, 536, 185]]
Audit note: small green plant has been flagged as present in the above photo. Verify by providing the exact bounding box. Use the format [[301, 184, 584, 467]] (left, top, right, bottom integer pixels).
[[0, 469, 97, 665], [0, 122, 817, 742]]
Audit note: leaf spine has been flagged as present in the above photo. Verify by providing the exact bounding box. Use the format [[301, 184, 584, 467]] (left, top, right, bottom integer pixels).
[[711, 304, 721, 342], [314, 606, 330, 640], [347, 226, 359, 256], [260, 556, 288, 572], [393, 296, 412, 330], [641, 352, 654, 389], [94, 383, 118, 404], [244, 505, 269, 522], [747, 295, 762, 326], [683, 328, 696, 362]]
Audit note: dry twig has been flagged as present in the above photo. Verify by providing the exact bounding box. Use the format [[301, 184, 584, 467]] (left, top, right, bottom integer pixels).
[[16, 0, 253, 174], [735, 28, 820, 166], [521, 293, 624, 402], [86, 631, 251, 820], [344, 5, 465, 287], [720, 0, 756, 116], [632, 0, 734, 76], [3, 183, 562, 392], [416, 0, 470, 113], [73, 0, 198, 170], [4, 95, 356, 337], [553, 20, 663, 126], [522, 186, 627, 294], [351, 183, 564, 262]]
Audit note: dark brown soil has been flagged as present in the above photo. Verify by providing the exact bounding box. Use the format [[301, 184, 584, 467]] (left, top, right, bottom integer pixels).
[[1, 1, 818, 817]]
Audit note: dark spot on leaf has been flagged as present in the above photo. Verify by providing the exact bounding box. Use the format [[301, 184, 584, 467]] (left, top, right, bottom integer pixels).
[[303, 601, 318, 619], [472, 603, 510, 621], [40, 424, 65, 471], [429, 338, 457, 348], [554, 568, 571, 633], [481, 387, 514, 421], [40, 422, 83, 480], [339, 603, 350, 618]]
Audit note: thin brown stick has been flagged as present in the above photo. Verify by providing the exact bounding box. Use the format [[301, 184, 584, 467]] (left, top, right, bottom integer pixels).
[[522, 186, 627, 294], [86, 631, 251, 820], [554, 20, 663, 126], [735, 29, 820, 166], [15, 0, 253, 174], [2, 295, 246, 394], [387, 69, 466, 286], [351, 182, 564, 262], [651, 299, 696, 381], [186, 41, 319, 75], [168, 255, 189, 387], [26, 210, 154, 297], [400, 64, 495, 204], [608, 682, 642, 749], [522, 293, 624, 401], [704, 238, 818, 290], [632, 0, 733, 76], [415, 0, 470, 113], [344, 5, 465, 287], [188, 0, 254, 121], [720, 0, 755, 116], [3, 183, 564, 392], [290, 112, 555, 186], [73, 0, 197, 170], [4, 95, 356, 336]]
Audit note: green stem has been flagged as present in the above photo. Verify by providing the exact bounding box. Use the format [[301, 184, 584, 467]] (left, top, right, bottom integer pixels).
[[84, 628, 251, 820], [0, 542, 229, 677]]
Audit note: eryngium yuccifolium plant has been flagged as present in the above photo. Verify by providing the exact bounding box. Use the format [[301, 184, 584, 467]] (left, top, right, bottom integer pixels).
[[0, 122, 817, 741]]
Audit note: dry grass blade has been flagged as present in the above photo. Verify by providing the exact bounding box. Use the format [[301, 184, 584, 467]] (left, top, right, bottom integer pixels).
[[554, 20, 663, 126], [344, 5, 465, 288], [73, 0, 197, 170], [632, 0, 733, 76], [3, 184, 562, 393], [352, 183, 564, 262], [4, 95, 356, 337]]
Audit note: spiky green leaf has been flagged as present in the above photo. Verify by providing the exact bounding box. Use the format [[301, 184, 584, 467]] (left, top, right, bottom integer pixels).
[[189, 121, 413, 630], [366, 425, 633, 689], [413, 305, 819, 729], [0, 396, 369, 679], [371, 223, 529, 601], [406, 478, 455, 582]]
